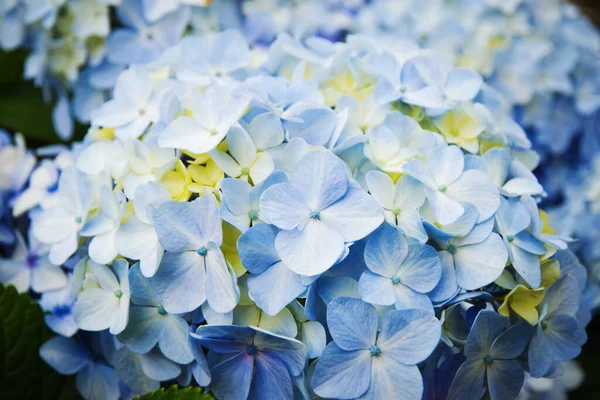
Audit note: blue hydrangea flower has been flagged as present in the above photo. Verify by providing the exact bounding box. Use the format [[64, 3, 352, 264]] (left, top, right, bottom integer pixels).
[[363, 111, 442, 174], [73, 258, 130, 335], [237, 223, 311, 316], [429, 218, 507, 304], [447, 311, 532, 400], [173, 29, 250, 85], [367, 53, 445, 108], [528, 275, 587, 378], [116, 264, 195, 364], [210, 118, 283, 184], [495, 197, 547, 288], [189, 324, 307, 400], [115, 181, 171, 277], [260, 150, 384, 276], [466, 148, 543, 197], [148, 194, 240, 313], [220, 171, 288, 233], [311, 297, 441, 399], [359, 223, 441, 313], [0, 231, 67, 293], [40, 336, 120, 400], [404, 145, 500, 225], [32, 166, 92, 265], [366, 171, 427, 243], [106, 0, 190, 65]]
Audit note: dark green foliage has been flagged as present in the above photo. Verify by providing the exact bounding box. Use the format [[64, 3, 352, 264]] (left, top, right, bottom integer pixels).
[[134, 385, 214, 400], [0, 284, 80, 399]]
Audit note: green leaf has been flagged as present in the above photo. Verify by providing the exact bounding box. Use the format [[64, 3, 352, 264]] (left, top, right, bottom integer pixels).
[[0, 50, 87, 146], [0, 285, 81, 400], [134, 385, 214, 400]]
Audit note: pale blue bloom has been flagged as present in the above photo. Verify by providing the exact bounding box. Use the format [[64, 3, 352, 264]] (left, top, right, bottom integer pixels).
[[447, 311, 532, 400], [363, 111, 442, 174], [80, 185, 126, 265], [311, 297, 440, 399], [528, 275, 587, 378], [359, 223, 441, 313], [366, 171, 427, 243], [148, 194, 240, 313], [106, 0, 190, 65], [73, 258, 130, 335], [403, 145, 500, 225], [32, 166, 92, 265], [237, 223, 310, 316], [115, 181, 171, 277], [429, 215, 508, 299], [366, 52, 445, 108], [40, 335, 120, 400], [466, 148, 543, 198], [90, 66, 157, 142], [260, 150, 384, 276], [220, 171, 287, 233], [117, 264, 194, 364], [158, 88, 250, 154], [210, 115, 284, 183], [495, 197, 547, 288], [189, 324, 308, 400], [0, 231, 67, 293], [172, 29, 250, 85]]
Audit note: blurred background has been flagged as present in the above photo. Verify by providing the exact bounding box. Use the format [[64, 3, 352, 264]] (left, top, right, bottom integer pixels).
[[0, 1, 598, 399]]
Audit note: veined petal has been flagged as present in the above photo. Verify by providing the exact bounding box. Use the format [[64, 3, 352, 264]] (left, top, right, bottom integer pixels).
[[275, 220, 345, 276]]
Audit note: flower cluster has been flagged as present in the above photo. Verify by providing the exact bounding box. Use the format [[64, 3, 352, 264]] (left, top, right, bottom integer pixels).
[[0, 2, 599, 400], [0, 0, 215, 140]]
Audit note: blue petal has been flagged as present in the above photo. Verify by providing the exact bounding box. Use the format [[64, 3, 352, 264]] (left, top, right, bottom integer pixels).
[[150, 251, 205, 314], [247, 261, 306, 316], [429, 251, 458, 303], [209, 352, 252, 400], [290, 150, 348, 210], [446, 360, 486, 400], [191, 325, 254, 353], [150, 195, 222, 252], [259, 182, 311, 230], [311, 343, 372, 399], [454, 233, 507, 290], [320, 187, 384, 242], [464, 311, 508, 359], [327, 297, 378, 351], [275, 220, 345, 276], [364, 223, 408, 278], [377, 308, 441, 365], [251, 354, 293, 399], [359, 271, 396, 306], [40, 336, 88, 375], [486, 360, 525, 400], [398, 240, 441, 293], [490, 320, 533, 360], [117, 306, 162, 355], [237, 224, 280, 274], [205, 249, 239, 313], [252, 327, 307, 376], [359, 357, 423, 400], [76, 363, 120, 400]]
